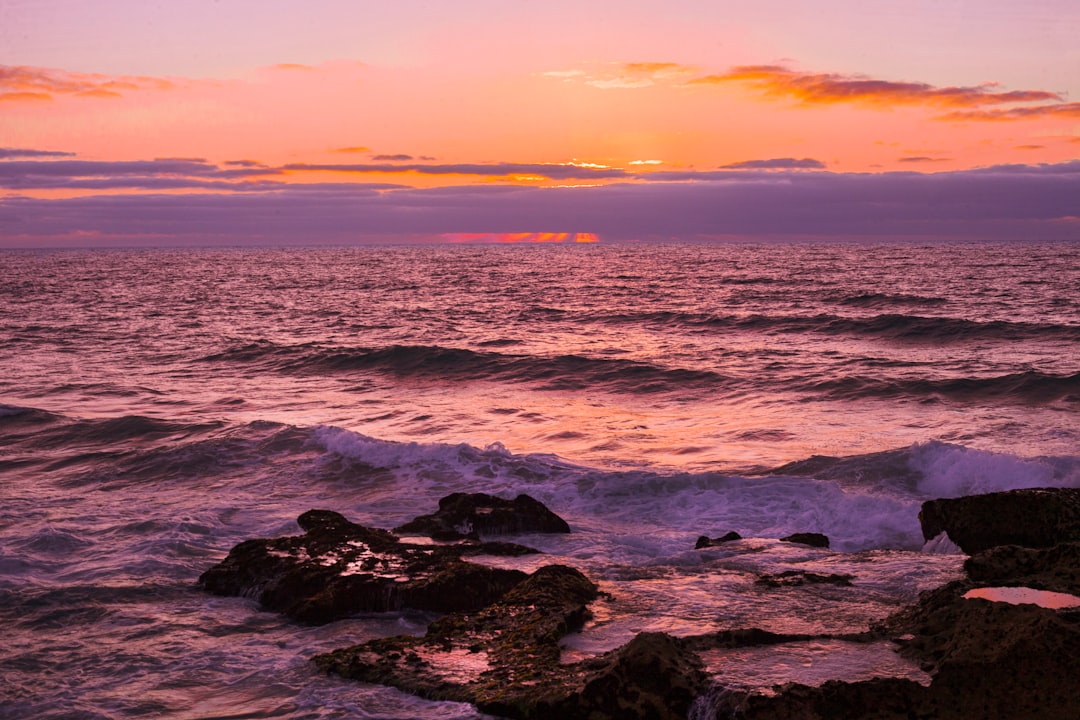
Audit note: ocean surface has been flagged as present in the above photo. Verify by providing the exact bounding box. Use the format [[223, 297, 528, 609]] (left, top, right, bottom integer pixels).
[[1, 242, 1078, 719]]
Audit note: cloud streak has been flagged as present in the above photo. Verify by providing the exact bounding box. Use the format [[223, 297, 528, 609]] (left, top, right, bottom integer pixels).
[[0, 65, 177, 102], [543, 61, 694, 89], [690, 65, 1062, 111], [721, 158, 825, 170], [938, 102, 1080, 122], [0, 147, 76, 159], [283, 162, 631, 180]]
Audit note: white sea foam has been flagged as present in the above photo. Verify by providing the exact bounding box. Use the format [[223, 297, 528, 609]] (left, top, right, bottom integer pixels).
[[303, 427, 1013, 552], [910, 441, 1080, 497]]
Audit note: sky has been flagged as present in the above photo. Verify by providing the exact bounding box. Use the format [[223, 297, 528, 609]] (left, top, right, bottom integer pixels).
[[1, 0, 1079, 245]]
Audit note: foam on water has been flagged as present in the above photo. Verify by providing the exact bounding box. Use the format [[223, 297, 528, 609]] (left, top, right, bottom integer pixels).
[[309, 426, 1080, 554], [909, 441, 1080, 497]]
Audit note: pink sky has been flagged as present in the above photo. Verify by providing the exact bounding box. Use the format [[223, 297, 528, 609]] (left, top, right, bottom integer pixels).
[[1, 1, 1078, 244]]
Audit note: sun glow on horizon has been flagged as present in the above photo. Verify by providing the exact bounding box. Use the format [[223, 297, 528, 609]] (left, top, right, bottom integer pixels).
[[442, 232, 600, 244]]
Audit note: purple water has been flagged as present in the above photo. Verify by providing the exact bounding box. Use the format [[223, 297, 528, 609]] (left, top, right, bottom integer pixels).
[[1, 242, 1077, 718]]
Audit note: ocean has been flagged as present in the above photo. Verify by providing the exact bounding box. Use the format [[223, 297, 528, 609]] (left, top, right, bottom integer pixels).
[[1, 242, 1078, 719]]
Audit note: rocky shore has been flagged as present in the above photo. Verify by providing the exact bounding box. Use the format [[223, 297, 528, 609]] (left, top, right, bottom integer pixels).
[[200, 488, 1080, 719]]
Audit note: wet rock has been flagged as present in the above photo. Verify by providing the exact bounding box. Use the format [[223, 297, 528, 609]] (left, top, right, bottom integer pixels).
[[545, 631, 708, 720], [780, 532, 830, 548], [316, 565, 708, 720], [696, 531, 742, 548], [919, 487, 1080, 554], [199, 509, 535, 624], [394, 492, 571, 540], [964, 541, 1080, 596], [755, 570, 853, 588], [885, 580, 1080, 719], [719, 580, 1080, 719]]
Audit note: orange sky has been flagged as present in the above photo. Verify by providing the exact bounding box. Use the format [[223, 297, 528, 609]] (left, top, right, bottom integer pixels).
[[1, 1, 1078, 244]]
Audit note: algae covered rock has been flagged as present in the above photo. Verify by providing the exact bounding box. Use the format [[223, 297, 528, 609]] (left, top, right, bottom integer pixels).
[[919, 487, 1080, 554], [198, 509, 534, 624], [315, 563, 708, 720], [394, 492, 571, 540], [315, 564, 596, 710]]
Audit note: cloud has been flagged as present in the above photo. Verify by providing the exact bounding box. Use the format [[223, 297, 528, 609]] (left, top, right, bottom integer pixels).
[[283, 162, 630, 180], [371, 154, 414, 161], [721, 158, 825, 170], [938, 102, 1080, 122], [690, 65, 1062, 110], [543, 61, 694, 89], [0, 64, 176, 102], [3, 162, 1077, 246], [0, 91, 52, 103], [331, 146, 371, 154], [0, 147, 76, 159], [224, 159, 270, 168], [0, 158, 281, 190], [898, 156, 950, 164]]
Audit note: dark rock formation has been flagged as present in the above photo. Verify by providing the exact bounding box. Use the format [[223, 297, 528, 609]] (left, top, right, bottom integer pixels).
[[716, 580, 1080, 719], [316, 564, 707, 720], [780, 532, 830, 548], [547, 631, 708, 720], [755, 570, 853, 588], [394, 492, 571, 540], [695, 531, 742, 548], [199, 509, 536, 624], [964, 541, 1080, 596], [919, 487, 1080, 554]]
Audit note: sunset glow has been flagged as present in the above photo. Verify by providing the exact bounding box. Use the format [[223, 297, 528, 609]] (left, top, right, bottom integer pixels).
[[1, 1, 1077, 244], [444, 232, 601, 244]]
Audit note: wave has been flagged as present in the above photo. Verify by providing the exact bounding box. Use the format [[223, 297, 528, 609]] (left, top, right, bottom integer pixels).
[[199, 341, 1078, 406], [0, 404, 63, 426], [6, 407, 1080, 553], [835, 292, 948, 309], [201, 341, 729, 394], [298, 429, 1080, 552], [25, 414, 227, 450], [797, 370, 1080, 405], [595, 310, 1080, 343]]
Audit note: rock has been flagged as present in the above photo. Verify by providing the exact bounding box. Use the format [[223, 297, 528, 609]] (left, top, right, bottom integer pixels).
[[543, 631, 708, 720], [964, 541, 1080, 596], [886, 580, 1080, 719], [316, 564, 708, 720], [316, 564, 596, 711], [780, 532, 830, 548], [755, 570, 853, 588], [695, 531, 742, 548], [394, 492, 571, 540], [720, 581, 1080, 719], [199, 509, 536, 624], [919, 487, 1080, 554], [711, 677, 926, 720]]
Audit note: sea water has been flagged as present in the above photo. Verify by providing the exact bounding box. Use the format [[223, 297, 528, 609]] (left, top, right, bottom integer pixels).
[[1, 242, 1078, 718]]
